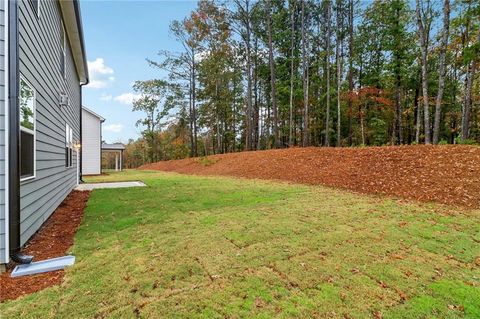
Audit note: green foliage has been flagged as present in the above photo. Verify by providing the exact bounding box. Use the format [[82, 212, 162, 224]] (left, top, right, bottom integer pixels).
[[129, 0, 480, 163], [455, 137, 478, 145], [370, 117, 388, 146]]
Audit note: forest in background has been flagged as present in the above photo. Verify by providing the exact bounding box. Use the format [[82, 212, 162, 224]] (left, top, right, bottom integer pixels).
[[122, 0, 480, 168]]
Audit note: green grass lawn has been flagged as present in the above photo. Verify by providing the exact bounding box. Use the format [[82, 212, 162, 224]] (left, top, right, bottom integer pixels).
[[2, 170, 479, 318]]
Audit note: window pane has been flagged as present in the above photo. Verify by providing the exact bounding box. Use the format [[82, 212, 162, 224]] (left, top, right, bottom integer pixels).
[[29, 0, 39, 16], [20, 79, 35, 130], [61, 24, 66, 77], [21, 131, 34, 178], [60, 52, 65, 77], [61, 24, 65, 49]]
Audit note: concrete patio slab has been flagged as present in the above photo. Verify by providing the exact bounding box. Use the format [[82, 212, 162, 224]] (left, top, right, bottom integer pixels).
[[75, 181, 147, 191]]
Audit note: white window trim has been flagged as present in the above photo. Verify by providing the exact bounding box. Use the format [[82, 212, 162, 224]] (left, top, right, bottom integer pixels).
[[19, 76, 37, 182]]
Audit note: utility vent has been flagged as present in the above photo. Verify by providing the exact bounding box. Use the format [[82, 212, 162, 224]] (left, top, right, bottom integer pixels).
[[59, 93, 69, 108]]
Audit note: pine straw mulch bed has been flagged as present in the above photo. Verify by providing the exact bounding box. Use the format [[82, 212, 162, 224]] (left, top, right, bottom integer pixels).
[[140, 145, 480, 209], [0, 190, 90, 302]]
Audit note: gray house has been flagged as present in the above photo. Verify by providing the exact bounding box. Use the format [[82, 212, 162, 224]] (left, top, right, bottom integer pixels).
[[0, 0, 88, 268]]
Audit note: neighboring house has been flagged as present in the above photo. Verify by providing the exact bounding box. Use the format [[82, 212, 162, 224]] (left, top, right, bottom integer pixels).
[[0, 0, 88, 268], [102, 143, 126, 172], [82, 107, 104, 175]]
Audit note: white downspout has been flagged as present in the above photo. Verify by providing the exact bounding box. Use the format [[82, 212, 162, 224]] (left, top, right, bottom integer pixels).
[[76, 148, 79, 185]]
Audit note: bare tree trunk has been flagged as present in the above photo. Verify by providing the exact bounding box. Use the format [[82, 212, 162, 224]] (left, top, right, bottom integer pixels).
[[461, 31, 479, 141], [253, 36, 259, 150], [325, 0, 331, 146], [416, 0, 431, 144], [433, 0, 450, 144], [347, 0, 353, 146], [289, 0, 296, 147], [192, 51, 198, 156], [335, 0, 342, 147], [188, 78, 195, 157], [216, 81, 222, 153], [414, 81, 421, 143], [360, 102, 365, 145], [232, 70, 237, 152], [243, 0, 253, 151], [266, 0, 280, 148], [301, 0, 309, 147], [451, 51, 458, 143]]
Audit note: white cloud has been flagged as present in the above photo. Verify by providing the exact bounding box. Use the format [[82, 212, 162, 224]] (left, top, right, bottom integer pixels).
[[103, 123, 124, 133], [114, 93, 142, 105], [100, 94, 113, 102], [87, 58, 115, 89]]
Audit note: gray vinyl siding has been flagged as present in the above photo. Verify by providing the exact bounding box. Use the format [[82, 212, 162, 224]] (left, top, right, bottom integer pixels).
[[18, 0, 80, 245], [0, 0, 6, 264]]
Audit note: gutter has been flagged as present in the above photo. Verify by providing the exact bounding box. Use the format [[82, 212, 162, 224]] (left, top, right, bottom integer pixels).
[[73, 0, 89, 83], [74, 0, 89, 182], [8, 0, 32, 264]]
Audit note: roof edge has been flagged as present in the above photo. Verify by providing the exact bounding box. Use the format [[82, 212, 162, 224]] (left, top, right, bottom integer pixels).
[[102, 143, 126, 151], [59, 1, 89, 84], [82, 106, 105, 122]]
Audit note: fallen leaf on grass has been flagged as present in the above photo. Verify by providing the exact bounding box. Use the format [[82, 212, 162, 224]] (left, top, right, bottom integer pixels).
[[394, 288, 408, 301], [255, 296, 266, 308], [474, 257, 480, 267]]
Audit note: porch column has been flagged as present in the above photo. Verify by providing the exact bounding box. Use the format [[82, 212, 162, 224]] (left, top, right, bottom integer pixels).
[[115, 153, 119, 171], [120, 150, 123, 171]]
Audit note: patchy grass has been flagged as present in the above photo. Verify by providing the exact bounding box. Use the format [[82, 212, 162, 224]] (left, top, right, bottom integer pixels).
[[83, 169, 159, 183], [196, 156, 219, 167], [2, 171, 479, 318]]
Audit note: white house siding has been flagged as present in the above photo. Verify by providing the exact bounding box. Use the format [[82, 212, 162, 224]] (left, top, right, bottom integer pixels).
[[82, 109, 102, 175], [18, 0, 81, 245], [0, 0, 7, 264]]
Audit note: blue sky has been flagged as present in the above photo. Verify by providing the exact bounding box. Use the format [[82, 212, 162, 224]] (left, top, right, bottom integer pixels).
[[81, 0, 197, 143]]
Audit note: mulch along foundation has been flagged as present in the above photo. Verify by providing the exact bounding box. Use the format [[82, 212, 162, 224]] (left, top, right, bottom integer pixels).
[[0, 190, 90, 302], [140, 145, 480, 209]]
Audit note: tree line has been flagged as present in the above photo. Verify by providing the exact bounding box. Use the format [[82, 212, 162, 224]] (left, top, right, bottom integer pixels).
[[125, 0, 480, 166]]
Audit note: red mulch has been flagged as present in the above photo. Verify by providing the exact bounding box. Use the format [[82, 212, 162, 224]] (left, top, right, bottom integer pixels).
[[140, 145, 480, 209], [0, 190, 90, 302]]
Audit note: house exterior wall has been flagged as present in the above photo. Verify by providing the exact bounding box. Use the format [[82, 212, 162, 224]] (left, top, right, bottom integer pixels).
[[0, 0, 7, 264], [82, 109, 102, 175], [18, 0, 81, 245]]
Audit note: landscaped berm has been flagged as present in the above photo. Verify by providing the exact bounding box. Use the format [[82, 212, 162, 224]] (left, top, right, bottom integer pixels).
[[1, 146, 479, 318]]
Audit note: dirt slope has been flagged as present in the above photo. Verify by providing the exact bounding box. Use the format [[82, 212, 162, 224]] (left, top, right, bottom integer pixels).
[[140, 145, 480, 208]]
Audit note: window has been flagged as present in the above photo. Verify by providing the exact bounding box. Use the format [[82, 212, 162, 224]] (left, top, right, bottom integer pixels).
[[65, 124, 73, 168], [60, 23, 66, 79], [28, 0, 39, 17], [20, 78, 36, 180]]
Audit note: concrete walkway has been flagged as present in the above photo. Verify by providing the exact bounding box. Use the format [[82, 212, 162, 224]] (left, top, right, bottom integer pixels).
[[75, 181, 146, 191]]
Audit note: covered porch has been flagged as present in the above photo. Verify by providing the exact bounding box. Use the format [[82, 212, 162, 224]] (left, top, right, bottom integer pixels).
[[101, 143, 126, 172]]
